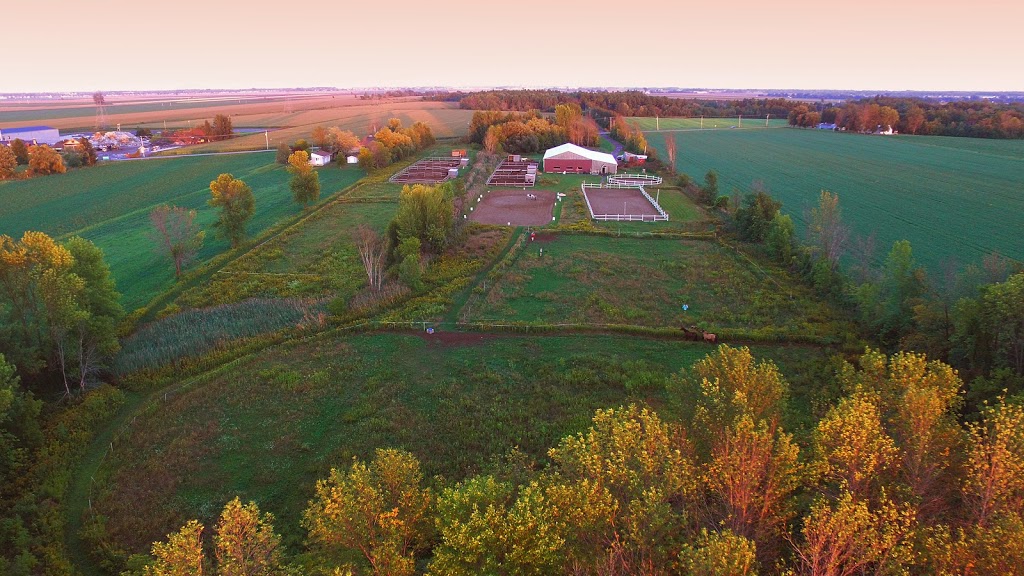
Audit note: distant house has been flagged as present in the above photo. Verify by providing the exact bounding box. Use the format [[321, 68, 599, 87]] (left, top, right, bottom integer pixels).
[[817, 123, 837, 131], [0, 125, 61, 145], [542, 143, 618, 175], [309, 149, 333, 166], [346, 155, 359, 164]]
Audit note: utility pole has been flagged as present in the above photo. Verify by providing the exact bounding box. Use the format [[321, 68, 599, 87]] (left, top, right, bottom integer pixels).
[[265, 130, 269, 150], [700, 116, 703, 130], [739, 115, 742, 128], [766, 114, 770, 127], [656, 115, 659, 130]]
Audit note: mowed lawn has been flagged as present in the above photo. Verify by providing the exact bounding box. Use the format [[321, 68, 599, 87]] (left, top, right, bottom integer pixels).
[[470, 234, 845, 339], [89, 331, 823, 554], [629, 116, 791, 130], [644, 128, 1024, 270], [0, 154, 364, 309]]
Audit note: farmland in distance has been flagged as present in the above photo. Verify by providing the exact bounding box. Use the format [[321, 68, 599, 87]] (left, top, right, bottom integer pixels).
[[643, 127, 1024, 270]]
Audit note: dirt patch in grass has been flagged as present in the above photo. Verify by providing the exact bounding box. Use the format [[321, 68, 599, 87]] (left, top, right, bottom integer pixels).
[[415, 330, 501, 347]]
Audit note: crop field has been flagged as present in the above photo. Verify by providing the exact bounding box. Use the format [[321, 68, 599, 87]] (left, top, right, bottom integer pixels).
[[629, 116, 791, 131], [468, 234, 846, 339], [0, 154, 364, 309], [87, 330, 827, 555], [0, 93, 375, 130], [644, 128, 1024, 270], [150, 104, 474, 155]]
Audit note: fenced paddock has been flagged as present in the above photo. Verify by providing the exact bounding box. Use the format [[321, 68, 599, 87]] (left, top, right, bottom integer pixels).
[[469, 189, 556, 226], [390, 157, 464, 184], [608, 173, 663, 186], [486, 157, 539, 187], [581, 182, 669, 222]]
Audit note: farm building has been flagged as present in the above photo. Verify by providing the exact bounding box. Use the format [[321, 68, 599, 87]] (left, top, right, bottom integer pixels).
[[543, 143, 618, 175], [0, 125, 61, 145], [309, 149, 333, 166]]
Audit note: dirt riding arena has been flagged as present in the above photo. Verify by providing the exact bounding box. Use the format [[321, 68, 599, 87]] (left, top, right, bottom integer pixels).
[[390, 156, 465, 184], [469, 189, 556, 226], [583, 186, 667, 221]]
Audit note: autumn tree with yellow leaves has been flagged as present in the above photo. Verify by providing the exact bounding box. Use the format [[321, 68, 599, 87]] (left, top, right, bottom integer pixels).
[[208, 173, 255, 247]]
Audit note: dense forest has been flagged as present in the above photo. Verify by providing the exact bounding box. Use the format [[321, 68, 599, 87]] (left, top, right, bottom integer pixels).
[[823, 97, 1024, 138]]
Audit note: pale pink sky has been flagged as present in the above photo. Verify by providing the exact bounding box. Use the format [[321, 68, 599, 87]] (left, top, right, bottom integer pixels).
[[5, 0, 1022, 92]]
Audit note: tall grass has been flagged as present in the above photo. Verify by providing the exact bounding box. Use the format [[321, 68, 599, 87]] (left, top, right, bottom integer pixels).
[[116, 298, 324, 374]]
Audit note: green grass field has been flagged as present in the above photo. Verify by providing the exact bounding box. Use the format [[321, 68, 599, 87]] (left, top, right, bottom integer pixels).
[[0, 154, 364, 309], [88, 331, 827, 556], [468, 234, 846, 339], [644, 128, 1024, 270], [629, 116, 791, 131]]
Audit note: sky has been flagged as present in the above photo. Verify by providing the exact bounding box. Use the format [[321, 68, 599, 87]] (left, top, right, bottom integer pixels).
[[4, 0, 1022, 93]]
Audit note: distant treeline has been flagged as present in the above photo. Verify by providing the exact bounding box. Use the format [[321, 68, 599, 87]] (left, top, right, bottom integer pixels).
[[430, 90, 808, 124], [821, 97, 1024, 138]]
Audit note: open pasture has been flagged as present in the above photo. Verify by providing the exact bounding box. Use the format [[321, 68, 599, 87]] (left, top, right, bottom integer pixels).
[[469, 189, 556, 226], [0, 154, 364, 309], [470, 234, 846, 339], [644, 128, 1024, 270], [629, 116, 791, 131], [88, 330, 824, 555]]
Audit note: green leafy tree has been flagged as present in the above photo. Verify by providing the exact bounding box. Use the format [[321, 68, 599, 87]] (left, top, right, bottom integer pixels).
[[208, 173, 255, 247], [63, 237, 123, 390], [431, 476, 572, 575], [214, 498, 283, 576], [735, 186, 782, 242], [78, 138, 97, 166], [809, 190, 848, 270], [855, 241, 928, 345], [701, 170, 719, 205], [275, 143, 291, 164], [10, 139, 28, 165], [397, 237, 422, 290], [144, 520, 206, 576], [211, 114, 233, 139], [393, 182, 455, 252], [0, 145, 16, 179], [766, 213, 796, 264], [287, 151, 320, 206], [150, 205, 205, 278], [292, 139, 311, 153], [303, 449, 432, 576]]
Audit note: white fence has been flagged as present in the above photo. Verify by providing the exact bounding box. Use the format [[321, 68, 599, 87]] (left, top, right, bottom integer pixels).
[[608, 173, 663, 185], [580, 182, 669, 222]]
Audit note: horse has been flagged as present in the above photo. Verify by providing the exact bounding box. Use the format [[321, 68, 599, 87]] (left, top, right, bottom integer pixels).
[[703, 332, 717, 343]]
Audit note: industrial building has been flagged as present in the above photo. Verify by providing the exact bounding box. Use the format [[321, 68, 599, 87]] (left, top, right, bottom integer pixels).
[[0, 125, 61, 145], [542, 143, 618, 175]]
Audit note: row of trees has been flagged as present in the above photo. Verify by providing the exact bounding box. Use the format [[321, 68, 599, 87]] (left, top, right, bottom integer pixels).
[[822, 97, 1024, 138], [609, 115, 651, 156], [447, 89, 810, 120], [469, 110, 569, 155], [135, 346, 1024, 575], [0, 140, 97, 179], [358, 119, 435, 172]]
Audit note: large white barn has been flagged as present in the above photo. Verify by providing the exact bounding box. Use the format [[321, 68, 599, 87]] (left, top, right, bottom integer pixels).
[[0, 125, 61, 145]]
